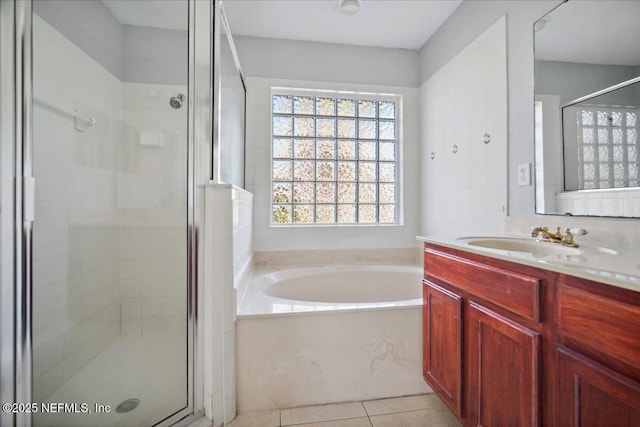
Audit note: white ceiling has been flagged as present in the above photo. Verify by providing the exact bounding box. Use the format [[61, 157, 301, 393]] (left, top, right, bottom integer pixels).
[[101, 0, 639, 67], [535, 0, 640, 67], [221, 0, 463, 50]]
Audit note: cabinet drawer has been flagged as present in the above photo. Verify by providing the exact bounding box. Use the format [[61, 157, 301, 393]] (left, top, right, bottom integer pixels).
[[557, 285, 640, 377], [424, 247, 541, 322]]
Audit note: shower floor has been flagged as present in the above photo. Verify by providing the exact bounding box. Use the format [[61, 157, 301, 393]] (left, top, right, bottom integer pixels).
[[34, 333, 187, 427]]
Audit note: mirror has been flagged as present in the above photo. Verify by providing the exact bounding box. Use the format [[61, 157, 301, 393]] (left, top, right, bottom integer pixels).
[[217, 3, 247, 188], [534, 0, 640, 217]]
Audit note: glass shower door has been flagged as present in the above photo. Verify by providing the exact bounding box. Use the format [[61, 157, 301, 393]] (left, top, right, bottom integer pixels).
[[31, 1, 189, 425]]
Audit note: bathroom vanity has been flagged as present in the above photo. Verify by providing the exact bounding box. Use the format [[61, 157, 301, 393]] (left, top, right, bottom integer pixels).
[[419, 238, 640, 427]]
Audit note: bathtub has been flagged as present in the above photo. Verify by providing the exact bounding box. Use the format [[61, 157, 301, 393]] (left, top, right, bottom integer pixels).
[[236, 264, 432, 412], [238, 265, 423, 315]]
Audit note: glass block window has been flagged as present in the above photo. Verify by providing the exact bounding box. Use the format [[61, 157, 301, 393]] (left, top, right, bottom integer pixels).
[[271, 90, 400, 225], [575, 108, 639, 190]]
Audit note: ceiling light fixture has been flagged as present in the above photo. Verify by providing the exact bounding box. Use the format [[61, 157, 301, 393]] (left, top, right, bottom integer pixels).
[[338, 0, 361, 16]]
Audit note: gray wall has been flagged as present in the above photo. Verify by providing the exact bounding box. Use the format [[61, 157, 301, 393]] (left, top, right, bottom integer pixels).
[[234, 35, 420, 88], [123, 26, 188, 85], [34, 0, 123, 79], [419, 0, 561, 217], [536, 60, 638, 106], [34, 0, 187, 85]]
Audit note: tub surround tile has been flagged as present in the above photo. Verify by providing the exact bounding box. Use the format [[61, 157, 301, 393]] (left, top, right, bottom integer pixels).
[[204, 184, 253, 425], [254, 250, 335, 267], [363, 394, 445, 416], [236, 310, 430, 412], [226, 410, 280, 427], [254, 248, 418, 268], [281, 402, 367, 426]]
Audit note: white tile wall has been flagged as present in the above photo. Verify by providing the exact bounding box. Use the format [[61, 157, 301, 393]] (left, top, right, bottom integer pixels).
[[32, 16, 123, 402], [203, 184, 254, 426], [555, 189, 640, 218], [245, 77, 421, 252], [32, 16, 189, 406], [117, 82, 188, 338], [505, 215, 640, 253], [118, 224, 187, 337], [420, 16, 508, 236]]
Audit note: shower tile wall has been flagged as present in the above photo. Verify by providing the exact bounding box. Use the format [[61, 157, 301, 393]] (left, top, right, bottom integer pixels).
[[118, 83, 188, 336], [32, 15, 122, 402], [32, 15, 188, 405]]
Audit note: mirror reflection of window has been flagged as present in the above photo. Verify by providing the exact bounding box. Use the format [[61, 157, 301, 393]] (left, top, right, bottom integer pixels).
[[534, 0, 640, 218], [562, 81, 640, 192]]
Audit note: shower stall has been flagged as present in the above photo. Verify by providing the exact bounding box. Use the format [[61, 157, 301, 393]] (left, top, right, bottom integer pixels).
[[0, 0, 216, 425]]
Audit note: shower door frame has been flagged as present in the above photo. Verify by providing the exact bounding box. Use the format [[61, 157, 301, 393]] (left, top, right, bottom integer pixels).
[[1, 1, 34, 426], [0, 0, 211, 425]]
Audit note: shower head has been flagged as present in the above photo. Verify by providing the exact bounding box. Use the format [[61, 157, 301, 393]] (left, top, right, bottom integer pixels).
[[170, 94, 185, 109]]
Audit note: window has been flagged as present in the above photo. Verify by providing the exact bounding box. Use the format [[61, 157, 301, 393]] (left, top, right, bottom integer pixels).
[[271, 90, 399, 225], [574, 108, 639, 189]]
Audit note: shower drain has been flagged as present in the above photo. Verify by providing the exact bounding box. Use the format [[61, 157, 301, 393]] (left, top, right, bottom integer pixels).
[[116, 398, 140, 413]]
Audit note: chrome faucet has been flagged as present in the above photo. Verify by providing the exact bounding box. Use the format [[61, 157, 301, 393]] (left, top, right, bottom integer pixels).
[[530, 226, 588, 248]]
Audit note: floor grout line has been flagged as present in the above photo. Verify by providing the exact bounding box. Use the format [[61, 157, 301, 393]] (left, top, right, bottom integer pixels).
[[229, 394, 459, 427], [284, 414, 372, 426]]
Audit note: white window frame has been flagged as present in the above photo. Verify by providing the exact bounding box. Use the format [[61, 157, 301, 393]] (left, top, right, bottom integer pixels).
[[269, 87, 402, 227]]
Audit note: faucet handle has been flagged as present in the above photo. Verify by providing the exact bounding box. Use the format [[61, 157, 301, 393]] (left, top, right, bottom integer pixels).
[[567, 227, 588, 236], [561, 227, 587, 247]]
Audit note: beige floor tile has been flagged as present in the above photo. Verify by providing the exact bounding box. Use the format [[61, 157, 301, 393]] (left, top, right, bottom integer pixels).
[[363, 393, 445, 416], [226, 410, 281, 427], [291, 417, 372, 427], [281, 402, 367, 426], [370, 408, 461, 427], [428, 408, 462, 426]]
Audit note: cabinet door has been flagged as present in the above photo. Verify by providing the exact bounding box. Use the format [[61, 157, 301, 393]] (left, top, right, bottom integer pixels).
[[467, 302, 540, 427], [423, 280, 463, 417], [556, 347, 640, 427]]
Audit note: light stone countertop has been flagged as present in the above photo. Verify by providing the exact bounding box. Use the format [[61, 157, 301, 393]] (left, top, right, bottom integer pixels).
[[417, 234, 640, 293]]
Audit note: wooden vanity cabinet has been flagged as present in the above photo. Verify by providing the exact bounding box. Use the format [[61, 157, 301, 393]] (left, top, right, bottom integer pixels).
[[554, 275, 640, 427], [555, 347, 640, 427], [422, 242, 640, 427], [423, 244, 548, 426], [423, 281, 463, 416]]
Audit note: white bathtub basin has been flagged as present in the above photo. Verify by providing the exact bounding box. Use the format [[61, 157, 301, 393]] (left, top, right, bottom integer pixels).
[[263, 266, 421, 303], [236, 263, 430, 412], [238, 264, 423, 317]]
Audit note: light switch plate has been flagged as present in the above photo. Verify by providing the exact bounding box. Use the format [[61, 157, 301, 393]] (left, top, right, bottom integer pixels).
[[518, 163, 531, 186]]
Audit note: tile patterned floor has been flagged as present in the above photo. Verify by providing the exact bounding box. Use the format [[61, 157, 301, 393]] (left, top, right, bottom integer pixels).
[[227, 394, 462, 427]]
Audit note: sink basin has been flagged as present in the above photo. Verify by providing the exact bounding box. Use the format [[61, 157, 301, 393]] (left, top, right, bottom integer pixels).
[[458, 237, 583, 256]]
